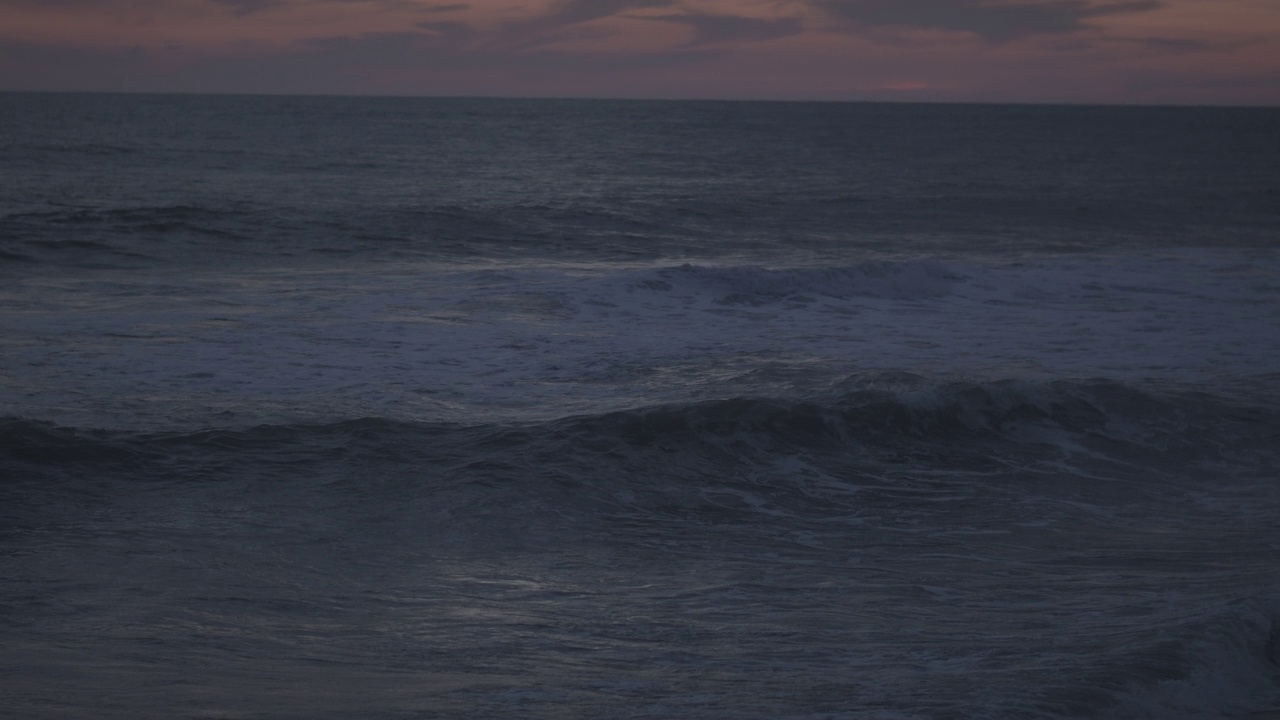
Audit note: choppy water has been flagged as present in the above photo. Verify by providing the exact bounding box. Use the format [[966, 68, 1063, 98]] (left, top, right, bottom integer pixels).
[[2, 94, 1279, 719]]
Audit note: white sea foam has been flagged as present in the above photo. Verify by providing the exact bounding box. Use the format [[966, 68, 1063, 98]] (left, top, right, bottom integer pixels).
[[1105, 595, 1280, 720], [0, 249, 1276, 429], [6, 95, 1279, 720], [657, 260, 956, 301]]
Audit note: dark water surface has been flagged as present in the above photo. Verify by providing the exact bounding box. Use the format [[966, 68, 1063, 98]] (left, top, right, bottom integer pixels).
[[2, 94, 1279, 719]]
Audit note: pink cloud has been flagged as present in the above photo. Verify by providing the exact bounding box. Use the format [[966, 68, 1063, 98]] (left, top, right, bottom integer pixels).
[[0, 0, 1276, 104]]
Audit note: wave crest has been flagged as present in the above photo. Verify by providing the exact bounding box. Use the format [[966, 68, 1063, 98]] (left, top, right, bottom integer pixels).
[[638, 260, 956, 303], [3, 379, 1271, 471]]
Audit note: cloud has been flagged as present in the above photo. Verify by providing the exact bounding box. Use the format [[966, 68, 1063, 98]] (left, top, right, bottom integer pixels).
[[639, 12, 804, 46], [298, 29, 464, 61], [202, 0, 458, 16], [814, 0, 1164, 43], [1122, 69, 1280, 104], [0, 0, 84, 5], [0, 0, 110, 6], [291, 27, 713, 78], [539, 0, 678, 28], [208, 0, 285, 15], [496, 0, 679, 48], [1125, 36, 1237, 54], [406, 20, 477, 50]]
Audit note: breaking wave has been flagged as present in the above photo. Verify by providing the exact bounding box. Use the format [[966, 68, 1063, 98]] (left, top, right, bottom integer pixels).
[[636, 260, 957, 302]]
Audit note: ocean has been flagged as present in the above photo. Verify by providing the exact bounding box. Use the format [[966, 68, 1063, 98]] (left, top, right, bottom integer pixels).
[[1, 93, 1278, 719]]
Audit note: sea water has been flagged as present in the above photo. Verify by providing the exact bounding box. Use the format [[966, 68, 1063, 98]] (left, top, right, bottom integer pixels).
[[1, 94, 1278, 719]]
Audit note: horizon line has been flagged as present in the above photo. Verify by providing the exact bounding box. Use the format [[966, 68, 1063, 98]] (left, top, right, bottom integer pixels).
[[3, 88, 1278, 110]]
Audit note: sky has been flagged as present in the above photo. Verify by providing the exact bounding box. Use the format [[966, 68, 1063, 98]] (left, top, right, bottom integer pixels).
[[1, 0, 1277, 104]]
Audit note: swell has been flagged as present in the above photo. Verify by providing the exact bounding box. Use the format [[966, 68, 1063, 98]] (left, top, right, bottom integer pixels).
[[5, 378, 1274, 578], [3, 378, 1273, 489], [653, 260, 957, 302], [1099, 595, 1280, 720], [3, 381, 1278, 719], [0, 204, 251, 269]]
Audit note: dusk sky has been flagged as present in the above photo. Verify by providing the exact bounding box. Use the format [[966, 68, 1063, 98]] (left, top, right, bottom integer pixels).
[[2, 0, 1278, 104]]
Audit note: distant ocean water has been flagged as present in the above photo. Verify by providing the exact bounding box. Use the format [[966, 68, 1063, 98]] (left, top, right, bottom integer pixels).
[[1, 93, 1278, 719]]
